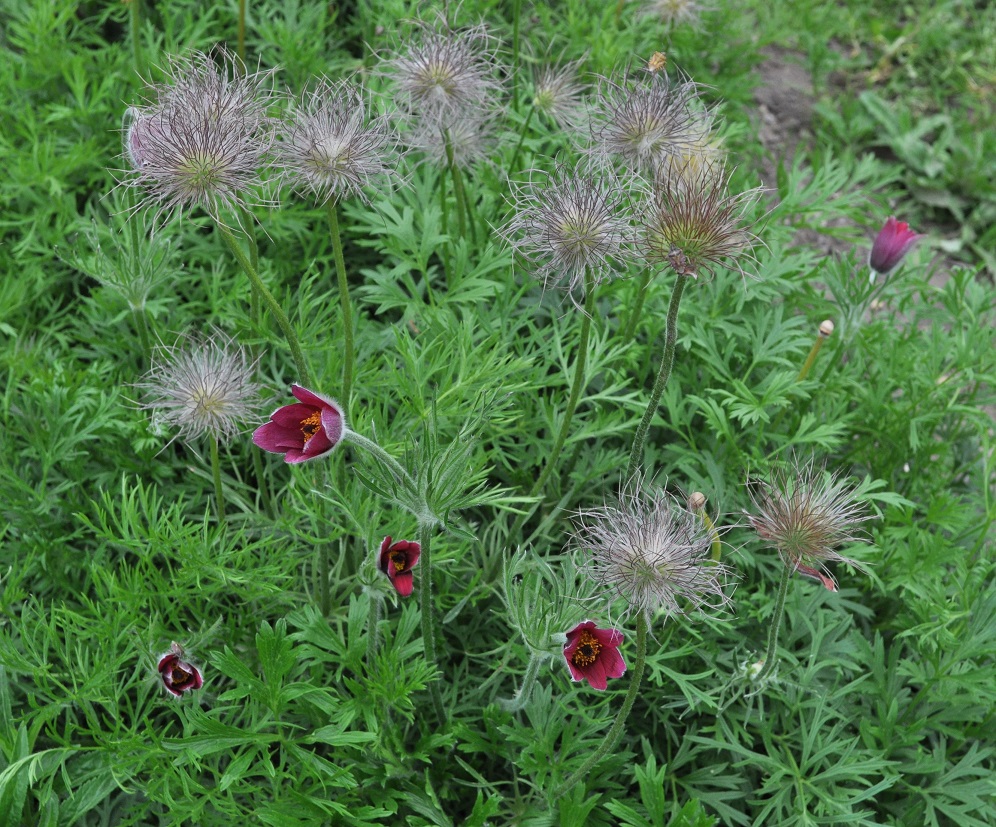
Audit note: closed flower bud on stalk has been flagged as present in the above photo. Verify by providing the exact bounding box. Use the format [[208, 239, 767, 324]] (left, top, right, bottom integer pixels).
[[869, 216, 924, 277]]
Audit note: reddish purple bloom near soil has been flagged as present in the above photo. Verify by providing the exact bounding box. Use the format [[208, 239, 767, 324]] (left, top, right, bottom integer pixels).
[[563, 620, 626, 690], [158, 642, 203, 697], [252, 384, 345, 463], [869, 216, 924, 275], [379, 536, 421, 597]]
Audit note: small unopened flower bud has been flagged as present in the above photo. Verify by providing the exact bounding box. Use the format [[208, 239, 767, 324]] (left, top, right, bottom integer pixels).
[[687, 491, 706, 511], [818, 319, 834, 338]]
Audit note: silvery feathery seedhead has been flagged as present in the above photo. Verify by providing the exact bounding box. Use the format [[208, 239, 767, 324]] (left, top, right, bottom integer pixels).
[[574, 476, 733, 623], [275, 77, 397, 206], [383, 13, 503, 130], [136, 330, 262, 445], [532, 59, 588, 130], [588, 70, 712, 175], [502, 158, 634, 298], [122, 49, 276, 225]]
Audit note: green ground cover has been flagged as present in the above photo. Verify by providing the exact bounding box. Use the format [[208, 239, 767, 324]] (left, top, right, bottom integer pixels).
[[1, 0, 994, 824]]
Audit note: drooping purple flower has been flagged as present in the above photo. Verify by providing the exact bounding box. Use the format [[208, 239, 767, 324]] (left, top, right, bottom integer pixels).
[[157, 642, 204, 697], [378, 536, 421, 597], [252, 384, 345, 463]]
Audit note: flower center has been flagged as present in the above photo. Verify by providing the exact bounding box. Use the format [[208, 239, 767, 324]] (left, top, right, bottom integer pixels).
[[571, 630, 602, 667], [390, 551, 407, 572], [300, 411, 321, 443]]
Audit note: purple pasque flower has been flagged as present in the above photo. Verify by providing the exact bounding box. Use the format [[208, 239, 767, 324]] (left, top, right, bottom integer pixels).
[[563, 620, 626, 690], [378, 536, 422, 597], [869, 216, 924, 276], [158, 642, 204, 697], [252, 384, 345, 463]]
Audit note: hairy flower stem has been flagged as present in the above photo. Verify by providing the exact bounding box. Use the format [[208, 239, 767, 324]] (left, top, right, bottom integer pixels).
[[418, 521, 447, 724], [128, 0, 142, 78], [216, 222, 312, 387], [341, 431, 418, 492], [511, 0, 522, 107], [444, 131, 476, 244], [514, 273, 596, 533], [508, 104, 535, 176], [555, 613, 648, 798], [209, 436, 226, 527], [754, 564, 792, 686], [626, 273, 690, 480], [622, 271, 653, 342], [797, 336, 826, 382], [325, 202, 354, 408], [366, 590, 383, 668], [237, 0, 247, 62], [497, 650, 543, 712]]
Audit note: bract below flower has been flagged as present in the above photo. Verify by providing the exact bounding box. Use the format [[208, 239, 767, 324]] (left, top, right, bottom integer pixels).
[[158, 642, 204, 697], [252, 384, 345, 463], [379, 536, 421, 597], [563, 620, 626, 690], [869, 216, 923, 275]]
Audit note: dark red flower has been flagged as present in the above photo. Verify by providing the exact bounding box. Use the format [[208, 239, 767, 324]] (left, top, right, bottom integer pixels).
[[378, 536, 421, 597], [252, 384, 345, 463], [869, 216, 924, 275], [563, 620, 626, 690], [157, 642, 204, 697]]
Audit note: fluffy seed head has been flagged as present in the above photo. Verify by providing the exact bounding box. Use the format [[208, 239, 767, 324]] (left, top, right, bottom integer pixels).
[[136, 330, 262, 444], [589, 71, 712, 174], [411, 110, 497, 169], [276, 78, 396, 205], [640, 0, 712, 30], [385, 15, 502, 129], [502, 159, 634, 296], [532, 60, 587, 129], [122, 49, 275, 224], [747, 457, 872, 589], [642, 159, 761, 278], [574, 478, 733, 623]]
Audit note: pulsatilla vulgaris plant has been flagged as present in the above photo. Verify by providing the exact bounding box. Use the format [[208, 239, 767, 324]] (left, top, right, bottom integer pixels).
[[746, 457, 873, 687], [548, 477, 732, 795]]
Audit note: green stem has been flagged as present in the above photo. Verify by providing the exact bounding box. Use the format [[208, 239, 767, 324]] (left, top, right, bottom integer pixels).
[[797, 336, 826, 382], [513, 273, 596, 532], [754, 564, 792, 686], [209, 436, 226, 527], [614, 0, 625, 26], [325, 202, 354, 408], [626, 273, 689, 480], [508, 104, 536, 176], [341, 430, 417, 491], [366, 591, 383, 668], [131, 306, 151, 360], [216, 222, 311, 387], [497, 651, 544, 712], [555, 613, 648, 798], [318, 543, 330, 616], [418, 521, 447, 724], [237, 0, 247, 63], [128, 0, 142, 78], [621, 271, 652, 342], [443, 131, 467, 242], [511, 0, 522, 108], [451, 162, 477, 246]]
